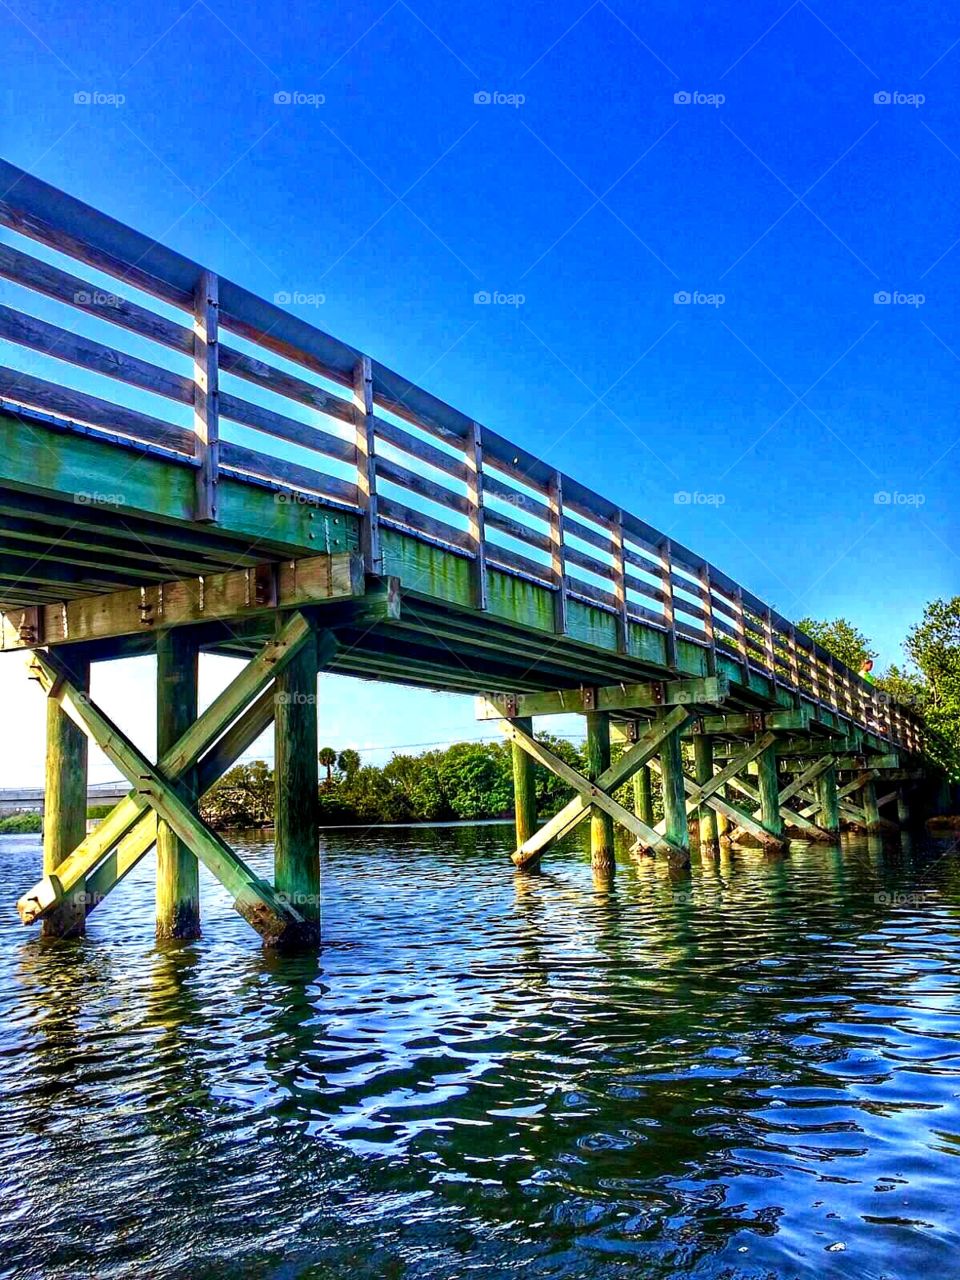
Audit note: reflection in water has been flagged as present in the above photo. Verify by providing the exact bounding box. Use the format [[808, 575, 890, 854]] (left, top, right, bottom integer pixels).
[[1, 824, 960, 1278]]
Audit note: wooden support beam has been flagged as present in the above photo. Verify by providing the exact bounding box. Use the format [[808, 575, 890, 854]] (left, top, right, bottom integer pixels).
[[504, 710, 691, 868], [466, 421, 487, 609], [156, 629, 200, 940], [817, 762, 840, 833], [41, 651, 89, 938], [0, 553, 365, 650], [353, 354, 380, 573], [274, 621, 320, 941], [511, 716, 537, 854], [585, 710, 614, 873], [755, 736, 783, 840], [694, 707, 811, 736], [862, 775, 882, 830], [477, 675, 728, 720], [548, 471, 567, 634], [658, 713, 689, 859], [24, 649, 314, 946], [693, 734, 718, 854], [193, 270, 219, 522], [17, 615, 324, 926], [896, 789, 912, 826], [633, 764, 654, 827], [725, 774, 831, 839]]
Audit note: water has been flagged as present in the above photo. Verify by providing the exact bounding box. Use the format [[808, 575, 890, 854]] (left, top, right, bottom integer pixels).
[[2, 825, 960, 1279]]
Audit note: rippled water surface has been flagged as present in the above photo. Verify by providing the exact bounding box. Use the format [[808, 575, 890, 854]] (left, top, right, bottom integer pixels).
[[3, 825, 960, 1278]]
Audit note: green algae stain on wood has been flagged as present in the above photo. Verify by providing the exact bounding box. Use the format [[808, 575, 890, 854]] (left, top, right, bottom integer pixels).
[[486, 571, 554, 632], [381, 530, 474, 606], [567, 599, 618, 650], [628, 620, 668, 666], [676, 638, 708, 677]]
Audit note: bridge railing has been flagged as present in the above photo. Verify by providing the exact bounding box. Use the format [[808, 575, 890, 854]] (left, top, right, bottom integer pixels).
[[0, 160, 922, 754]]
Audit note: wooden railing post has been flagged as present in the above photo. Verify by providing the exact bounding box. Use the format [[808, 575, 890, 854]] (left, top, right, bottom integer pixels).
[[659, 538, 678, 669], [193, 270, 219, 522], [787, 624, 800, 693], [700, 564, 717, 674], [612, 509, 629, 653], [353, 355, 380, 574], [548, 471, 567, 634], [466, 421, 487, 610], [763, 607, 776, 679], [732, 586, 747, 671]]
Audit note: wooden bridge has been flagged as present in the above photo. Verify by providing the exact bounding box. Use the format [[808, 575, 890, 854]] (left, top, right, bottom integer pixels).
[[0, 160, 932, 946]]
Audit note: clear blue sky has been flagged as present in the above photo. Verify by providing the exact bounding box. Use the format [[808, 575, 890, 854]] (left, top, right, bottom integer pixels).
[[0, 0, 957, 782]]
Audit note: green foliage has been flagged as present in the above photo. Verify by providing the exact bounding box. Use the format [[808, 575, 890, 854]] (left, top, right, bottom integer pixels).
[[318, 746, 337, 782], [200, 761, 274, 829], [337, 748, 361, 777], [0, 812, 42, 833], [797, 616, 876, 670], [903, 597, 960, 779], [86, 803, 115, 820]]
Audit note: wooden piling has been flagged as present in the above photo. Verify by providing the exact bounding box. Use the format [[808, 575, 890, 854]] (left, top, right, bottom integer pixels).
[[896, 789, 912, 826], [756, 738, 784, 841], [511, 716, 537, 851], [693, 735, 719, 854], [585, 710, 615, 873], [632, 763, 654, 826], [658, 717, 690, 864], [817, 763, 840, 834], [156, 629, 200, 940], [42, 652, 89, 938], [274, 627, 320, 943], [862, 776, 881, 831]]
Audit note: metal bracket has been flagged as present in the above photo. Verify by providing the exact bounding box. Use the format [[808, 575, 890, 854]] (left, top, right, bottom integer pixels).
[[652, 681, 666, 706], [17, 606, 41, 646], [502, 693, 519, 719], [581, 686, 597, 711], [251, 562, 278, 609], [747, 710, 765, 733]]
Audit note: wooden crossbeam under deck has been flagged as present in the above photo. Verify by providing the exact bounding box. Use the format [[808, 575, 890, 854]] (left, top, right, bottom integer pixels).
[[0, 551, 367, 650], [477, 675, 729, 720]]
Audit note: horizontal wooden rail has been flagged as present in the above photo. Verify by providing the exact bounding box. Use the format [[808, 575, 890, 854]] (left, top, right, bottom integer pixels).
[[0, 156, 926, 754]]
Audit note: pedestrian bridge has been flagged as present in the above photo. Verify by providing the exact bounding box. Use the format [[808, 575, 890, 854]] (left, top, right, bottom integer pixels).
[[0, 159, 931, 947]]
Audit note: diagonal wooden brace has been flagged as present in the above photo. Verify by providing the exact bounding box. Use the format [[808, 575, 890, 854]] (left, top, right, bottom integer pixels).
[[503, 716, 690, 868], [725, 774, 832, 839], [84, 686, 278, 912], [508, 706, 693, 869], [648, 732, 785, 848], [17, 616, 334, 940]]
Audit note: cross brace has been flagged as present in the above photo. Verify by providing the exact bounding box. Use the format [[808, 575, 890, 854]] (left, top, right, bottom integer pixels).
[[17, 613, 333, 945], [502, 707, 693, 870]]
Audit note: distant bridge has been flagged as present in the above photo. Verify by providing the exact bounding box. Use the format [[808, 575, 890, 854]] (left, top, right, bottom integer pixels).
[[0, 784, 128, 815], [0, 159, 937, 948]]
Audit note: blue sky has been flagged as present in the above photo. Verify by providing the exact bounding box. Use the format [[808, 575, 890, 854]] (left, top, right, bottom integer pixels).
[[0, 0, 958, 782]]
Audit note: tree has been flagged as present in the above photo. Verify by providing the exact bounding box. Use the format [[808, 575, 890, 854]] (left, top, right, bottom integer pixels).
[[903, 597, 960, 779], [796, 616, 876, 670], [318, 746, 337, 783], [337, 748, 361, 777]]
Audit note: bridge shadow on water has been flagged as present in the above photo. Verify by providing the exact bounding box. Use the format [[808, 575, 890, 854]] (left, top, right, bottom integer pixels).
[[2, 825, 960, 1279]]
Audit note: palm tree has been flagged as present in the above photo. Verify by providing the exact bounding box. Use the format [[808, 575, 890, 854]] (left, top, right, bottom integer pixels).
[[337, 748, 361, 777], [318, 746, 337, 784]]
